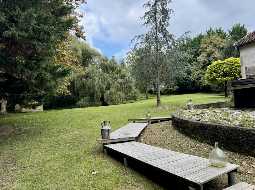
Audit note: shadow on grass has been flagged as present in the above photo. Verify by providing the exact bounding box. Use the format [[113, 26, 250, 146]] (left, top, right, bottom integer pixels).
[[0, 123, 44, 145]]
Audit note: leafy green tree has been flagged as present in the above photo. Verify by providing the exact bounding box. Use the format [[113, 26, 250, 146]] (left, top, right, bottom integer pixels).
[[193, 34, 227, 87], [205, 57, 241, 97], [224, 24, 248, 58], [133, 0, 173, 106], [74, 57, 138, 106], [198, 34, 227, 69], [127, 47, 154, 99], [229, 24, 248, 42], [70, 37, 102, 67], [53, 35, 84, 96], [185, 34, 204, 63], [0, 0, 84, 104], [166, 35, 196, 92], [188, 25, 246, 90], [169, 33, 205, 91], [206, 27, 227, 39]]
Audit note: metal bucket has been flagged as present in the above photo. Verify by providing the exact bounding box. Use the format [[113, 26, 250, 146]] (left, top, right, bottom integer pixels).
[[101, 121, 111, 139]]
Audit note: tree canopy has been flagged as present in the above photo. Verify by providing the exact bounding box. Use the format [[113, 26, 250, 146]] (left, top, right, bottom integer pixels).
[[128, 23, 247, 96], [132, 0, 173, 106], [0, 0, 249, 109], [205, 57, 241, 97], [74, 57, 138, 107], [0, 0, 84, 104]]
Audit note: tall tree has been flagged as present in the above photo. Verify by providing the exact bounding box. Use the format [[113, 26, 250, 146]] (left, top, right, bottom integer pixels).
[[198, 34, 227, 69], [224, 23, 248, 58], [74, 57, 138, 106], [206, 27, 227, 39], [166, 35, 196, 92], [53, 35, 84, 96], [229, 24, 248, 42], [133, 0, 173, 106], [193, 33, 227, 87], [0, 0, 84, 104]]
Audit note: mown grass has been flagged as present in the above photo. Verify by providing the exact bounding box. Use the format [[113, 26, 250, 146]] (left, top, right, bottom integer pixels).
[[0, 93, 226, 190]]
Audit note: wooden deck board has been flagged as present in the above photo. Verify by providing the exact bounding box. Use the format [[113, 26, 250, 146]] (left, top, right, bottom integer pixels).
[[105, 141, 239, 186], [109, 122, 148, 141], [98, 123, 148, 144], [128, 116, 171, 123]]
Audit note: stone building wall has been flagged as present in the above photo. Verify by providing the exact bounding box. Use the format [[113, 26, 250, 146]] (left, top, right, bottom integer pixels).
[[240, 43, 255, 78]]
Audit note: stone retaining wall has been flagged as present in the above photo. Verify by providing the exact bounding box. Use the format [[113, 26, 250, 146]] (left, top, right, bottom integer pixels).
[[172, 115, 255, 156]]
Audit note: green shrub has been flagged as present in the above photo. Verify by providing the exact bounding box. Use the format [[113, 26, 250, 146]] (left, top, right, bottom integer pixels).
[[104, 89, 125, 105], [205, 57, 241, 85], [205, 57, 241, 96], [76, 97, 100, 107]]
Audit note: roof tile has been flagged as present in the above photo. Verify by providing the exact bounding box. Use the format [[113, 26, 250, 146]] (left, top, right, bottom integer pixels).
[[235, 31, 255, 48]]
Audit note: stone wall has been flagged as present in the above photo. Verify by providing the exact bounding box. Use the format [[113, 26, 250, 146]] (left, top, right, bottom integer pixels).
[[240, 43, 255, 79], [172, 115, 255, 156]]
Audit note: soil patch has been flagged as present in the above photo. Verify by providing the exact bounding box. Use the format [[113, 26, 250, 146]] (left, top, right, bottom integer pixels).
[[0, 126, 15, 137]]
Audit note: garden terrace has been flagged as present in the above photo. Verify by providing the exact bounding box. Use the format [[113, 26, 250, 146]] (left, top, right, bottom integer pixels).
[[172, 108, 255, 156], [140, 122, 255, 189]]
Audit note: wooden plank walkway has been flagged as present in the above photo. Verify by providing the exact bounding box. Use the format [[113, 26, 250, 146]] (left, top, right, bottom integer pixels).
[[224, 182, 255, 190], [99, 123, 148, 144], [128, 116, 171, 123], [110, 123, 148, 140], [105, 141, 239, 190]]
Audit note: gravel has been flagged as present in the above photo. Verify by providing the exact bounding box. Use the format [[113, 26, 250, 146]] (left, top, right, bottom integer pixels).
[[176, 108, 255, 128], [140, 122, 255, 189]]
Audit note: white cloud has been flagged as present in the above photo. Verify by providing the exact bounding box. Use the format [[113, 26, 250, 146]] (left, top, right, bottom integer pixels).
[[80, 0, 255, 58], [81, 13, 99, 44], [171, 0, 255, 36], [81, 0, 146, 45]]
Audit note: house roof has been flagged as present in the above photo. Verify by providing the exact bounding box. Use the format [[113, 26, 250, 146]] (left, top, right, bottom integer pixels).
[[235, 31, 255, 48]]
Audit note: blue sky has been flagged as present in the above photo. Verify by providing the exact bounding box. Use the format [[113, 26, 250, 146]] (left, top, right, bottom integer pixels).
[[80, 0, 255, 60]]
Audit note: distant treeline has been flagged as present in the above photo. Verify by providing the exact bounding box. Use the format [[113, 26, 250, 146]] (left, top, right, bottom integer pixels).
[[0, 0, 248, 110], [127, 24, 247, 96]]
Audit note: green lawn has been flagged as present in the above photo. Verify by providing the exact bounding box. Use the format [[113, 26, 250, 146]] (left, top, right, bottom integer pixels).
[[0, 93, 226, 190]]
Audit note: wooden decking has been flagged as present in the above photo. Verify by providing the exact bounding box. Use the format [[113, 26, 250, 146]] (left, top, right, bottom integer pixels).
[[100, 118, 250, 189], [98, 123, 148, 144], [224, 182, 255, 190], [110, 123, 148, 140], [104, 141, 239, 190], [128, 116, 172, 123]]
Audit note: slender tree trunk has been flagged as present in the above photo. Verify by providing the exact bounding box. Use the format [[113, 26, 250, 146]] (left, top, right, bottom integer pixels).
[[145, 88, 149, 99], [224, 81, 228, 97], [154, 1, 160, 107], [156, 70, 161, 107]]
